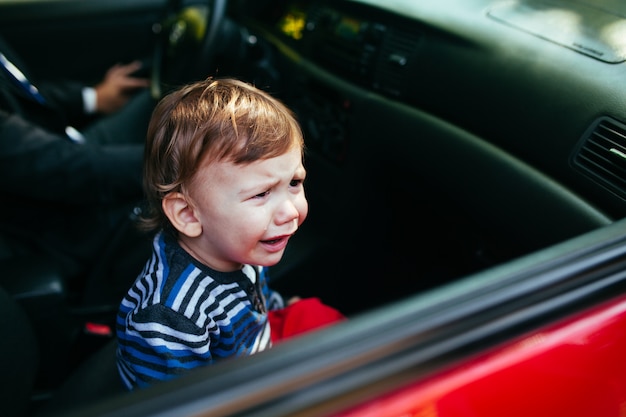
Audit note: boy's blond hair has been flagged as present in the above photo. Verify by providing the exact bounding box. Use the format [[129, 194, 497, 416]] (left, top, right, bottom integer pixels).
[[141, 77, 304, 232]]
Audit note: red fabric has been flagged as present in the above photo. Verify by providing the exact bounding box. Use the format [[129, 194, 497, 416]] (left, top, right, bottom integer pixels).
[[268, 297, 346, 343]]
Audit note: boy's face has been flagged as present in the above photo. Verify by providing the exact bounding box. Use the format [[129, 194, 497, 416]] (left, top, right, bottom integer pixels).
[[181, 146, 308, 272]]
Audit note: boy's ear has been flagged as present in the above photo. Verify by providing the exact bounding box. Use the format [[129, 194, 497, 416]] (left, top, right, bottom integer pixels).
[[162, 192, 202, 238]]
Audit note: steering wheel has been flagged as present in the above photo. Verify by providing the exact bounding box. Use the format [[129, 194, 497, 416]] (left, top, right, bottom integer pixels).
[[151, 0, 227, 99]]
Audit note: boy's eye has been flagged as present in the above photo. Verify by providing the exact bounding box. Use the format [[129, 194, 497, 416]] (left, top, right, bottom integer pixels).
[[290, 179, 303, 187], [254, 191, 270, 198]]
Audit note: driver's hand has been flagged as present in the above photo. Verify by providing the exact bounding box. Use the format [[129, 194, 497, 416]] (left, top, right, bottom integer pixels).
[[94, 60, 150, 114]]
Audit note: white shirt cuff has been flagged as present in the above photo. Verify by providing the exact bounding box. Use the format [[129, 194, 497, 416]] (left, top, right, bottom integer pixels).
[[82, 86, 97, 114]]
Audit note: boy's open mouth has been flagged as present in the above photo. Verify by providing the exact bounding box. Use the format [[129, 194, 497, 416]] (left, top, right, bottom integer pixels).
[[262, 237, 283, 245]]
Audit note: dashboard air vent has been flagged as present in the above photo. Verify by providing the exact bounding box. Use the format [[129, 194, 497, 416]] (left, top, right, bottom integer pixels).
[[571, 116, 626, 199], [373, 27, 421, 97]]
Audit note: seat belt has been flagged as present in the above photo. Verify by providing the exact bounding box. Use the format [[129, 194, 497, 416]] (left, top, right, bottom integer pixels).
[[0, 52, 86, 143], [0, 52, 46, 105]]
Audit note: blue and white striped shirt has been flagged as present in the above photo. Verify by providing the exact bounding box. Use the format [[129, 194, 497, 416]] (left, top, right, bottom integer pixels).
[[116, 231, 285, 390]]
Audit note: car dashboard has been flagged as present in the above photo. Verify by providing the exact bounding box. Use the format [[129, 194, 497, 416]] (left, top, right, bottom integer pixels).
[[222, 0, 626, 314]]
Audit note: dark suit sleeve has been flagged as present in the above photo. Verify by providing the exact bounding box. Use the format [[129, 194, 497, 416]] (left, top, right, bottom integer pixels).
[[38, 79, 86, 123], [0, 110, 143, 204]]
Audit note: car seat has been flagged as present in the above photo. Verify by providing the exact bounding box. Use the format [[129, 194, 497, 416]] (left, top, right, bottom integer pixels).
[[0, 282, 125, 417], [36, 338, 125, 417], [0, 231, 129, 416], [0, 283, 39, 417], [0, 206, 149, 391]]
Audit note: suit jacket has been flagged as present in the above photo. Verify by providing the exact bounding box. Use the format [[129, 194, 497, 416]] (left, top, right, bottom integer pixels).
[[0, 109, 144, 274], [0, 35, 145, 277]]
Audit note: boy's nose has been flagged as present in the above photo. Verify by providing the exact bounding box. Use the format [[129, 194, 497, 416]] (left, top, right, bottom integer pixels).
[[275, 199, 301, 225]]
